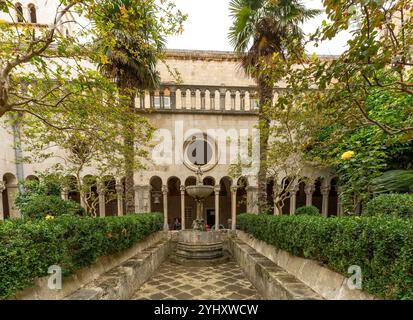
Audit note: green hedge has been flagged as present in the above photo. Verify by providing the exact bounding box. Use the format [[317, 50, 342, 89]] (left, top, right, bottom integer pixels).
[[364, 194, 413, 218], [0, 213, 163, 299], [237, 213, 413, 300], [295, 205, 320, 216]]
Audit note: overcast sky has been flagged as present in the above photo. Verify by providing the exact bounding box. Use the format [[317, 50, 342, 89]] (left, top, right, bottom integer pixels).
[[166, 0, 350, 55]]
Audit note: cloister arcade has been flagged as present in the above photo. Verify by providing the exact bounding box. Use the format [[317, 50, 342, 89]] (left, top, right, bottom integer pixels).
[[0, 171, 342, 226]]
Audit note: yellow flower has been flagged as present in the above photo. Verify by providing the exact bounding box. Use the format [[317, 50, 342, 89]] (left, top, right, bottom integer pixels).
[[341, 151, 355, 161], [120, 6, 129, 19], [45, 215, 55, 221], [0, 19, 6, 25], [99, 53, 109, 65]]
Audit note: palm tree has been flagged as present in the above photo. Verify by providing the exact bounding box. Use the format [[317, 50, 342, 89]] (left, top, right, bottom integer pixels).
[[98, 0, 165, 213], [228, 0, 320, 213]]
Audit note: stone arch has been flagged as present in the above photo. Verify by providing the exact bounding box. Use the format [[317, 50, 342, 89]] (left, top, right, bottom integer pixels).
[[26, 175, 39, 181], [64, 175, 80, 204], [183, 176, 197, 228], [2, 173, 17, 219], [329, 177, 339, 216], [219, 176, 232, 228], [185, 176, 196, 186], [266, 179, 274, 213], [28, 3, 37, 23], [281, 177, 291, 215], [102, 176, 117, 216], [167, 176, 181, 230], [236, 177, 248, 214], [203, 176, 215, 186], [83, 175, 99, 216], [150, 176, 163, 214], [15, 3, 24, 22], [313, 177, 323, 213], [296, 180, 306, 210]]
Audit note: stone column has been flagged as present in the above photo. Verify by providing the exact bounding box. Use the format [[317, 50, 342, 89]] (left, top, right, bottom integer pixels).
[[219, 88, 226, 110], [321, 186, 331, 218], [7, 184, 19, 218], [170, 86, 176, 109], [0, 181, 5, 220], [336, 186, 343, 217], [162, 185, 169, 230], [135, 185, 151, 213], [180, 185, 186, 230], [305, 183, 315, 207], [97, 184, 106, 218], [246, 186, 259, 214], [214, 185, 220, 230], [80, 191, 87, 211], [273, 185, 282, 215], [115, 183, 124, 216], [61, 187, 69, 201], [289, 184, 299, 215], [231, 186, 237, 230]]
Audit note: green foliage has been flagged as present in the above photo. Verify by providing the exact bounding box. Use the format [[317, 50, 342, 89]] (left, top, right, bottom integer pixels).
[[16, 195, 84, 220], [15, 174, 84, 219], [0, 213, 163, 299], [238, 213, 413, 299], [371, 170, 413, 194], [295, 205, 320, 216], [364, 194, 413, 218]]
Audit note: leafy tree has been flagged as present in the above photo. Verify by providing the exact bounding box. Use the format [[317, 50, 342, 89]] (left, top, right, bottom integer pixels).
[[228, 0, 320, 212], [15, 173, 85, 219], [0, 0, 185, 120], [97, 0, 168, 213], [310, 0, 413, 136], [0, 0, 185, 214], [19, 71, 154, 216]]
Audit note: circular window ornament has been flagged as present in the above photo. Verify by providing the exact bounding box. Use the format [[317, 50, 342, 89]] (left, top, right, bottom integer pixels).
[[183, 134, 218, 172]]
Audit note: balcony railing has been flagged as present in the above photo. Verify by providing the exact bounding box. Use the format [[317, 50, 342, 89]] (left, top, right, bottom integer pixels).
[[135, 84, 260, 113]]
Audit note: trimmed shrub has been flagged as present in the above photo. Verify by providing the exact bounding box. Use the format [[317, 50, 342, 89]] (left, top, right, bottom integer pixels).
[[16, 195, 85, 219], [0, 213, 163, 299], [364, 193, 413, 218], [295, 205, 320, 216], [238, 213, 413, 299]]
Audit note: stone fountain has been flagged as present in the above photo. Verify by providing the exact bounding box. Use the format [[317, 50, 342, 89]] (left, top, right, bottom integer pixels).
[[172, 166, 228, 266]]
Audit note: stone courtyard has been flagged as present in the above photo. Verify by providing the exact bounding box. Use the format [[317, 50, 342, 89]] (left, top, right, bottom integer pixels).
[[131, 260, 261, 300]]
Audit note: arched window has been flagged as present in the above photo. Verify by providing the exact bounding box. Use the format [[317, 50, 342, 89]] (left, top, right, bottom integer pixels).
[[15, 3, 24, 23], [28, 4, 37, 23]]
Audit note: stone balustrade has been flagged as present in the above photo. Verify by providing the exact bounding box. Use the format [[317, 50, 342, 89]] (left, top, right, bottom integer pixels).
[[135, 84, 260, 113]]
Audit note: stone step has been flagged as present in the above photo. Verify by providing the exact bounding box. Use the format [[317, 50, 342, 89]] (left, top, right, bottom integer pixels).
[[229, 237, 323, 300], [65, 240, 172, 300]]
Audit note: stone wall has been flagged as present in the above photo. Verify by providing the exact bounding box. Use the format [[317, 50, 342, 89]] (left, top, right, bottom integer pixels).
[[235, 230, 378, 300]]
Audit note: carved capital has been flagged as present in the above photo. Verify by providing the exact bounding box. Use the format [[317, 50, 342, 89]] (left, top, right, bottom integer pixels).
[[321, 186, 331, 196], [161, 185, 168, 195], [214, 185, 221, 194], [115, 184, 123, 195], [0, 181, 5, 192], [230, 186, 238, 194], [180, 185, 186, 194], [304, 184, 315, 195]]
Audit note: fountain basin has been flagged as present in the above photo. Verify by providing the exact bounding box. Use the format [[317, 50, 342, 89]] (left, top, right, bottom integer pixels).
[[172, 230, 229, 266], [186, 184, 214, 200]]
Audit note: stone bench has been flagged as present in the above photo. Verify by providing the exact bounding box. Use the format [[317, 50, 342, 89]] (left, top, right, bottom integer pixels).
[[228, 237, 323, 300], [66, 240, 171, 300]]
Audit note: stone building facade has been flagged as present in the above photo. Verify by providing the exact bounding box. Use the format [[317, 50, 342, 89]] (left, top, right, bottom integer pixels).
[[0, 1, 342, 226]]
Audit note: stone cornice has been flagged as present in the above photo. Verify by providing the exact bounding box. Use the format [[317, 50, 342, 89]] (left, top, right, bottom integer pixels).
[[165, 49, 339, 63]]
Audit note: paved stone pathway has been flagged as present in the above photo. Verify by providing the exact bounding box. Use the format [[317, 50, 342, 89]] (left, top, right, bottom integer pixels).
[[131, 260, 261, 300]]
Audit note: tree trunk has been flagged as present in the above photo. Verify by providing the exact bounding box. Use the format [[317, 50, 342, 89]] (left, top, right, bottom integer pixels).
[[256, 75, 273, 214], [122, 89, 136, 214]]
